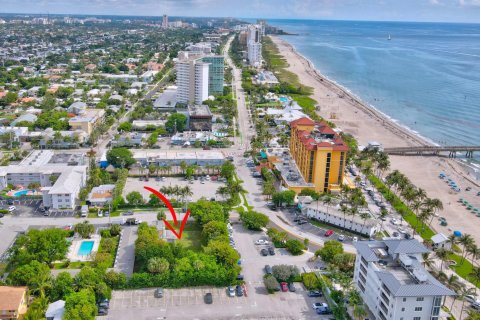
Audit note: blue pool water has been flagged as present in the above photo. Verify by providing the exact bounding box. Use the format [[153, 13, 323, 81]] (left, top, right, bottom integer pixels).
[[14, 190, 34, 197], [279, 96, 289, 103], [78, 241, 94, 256]]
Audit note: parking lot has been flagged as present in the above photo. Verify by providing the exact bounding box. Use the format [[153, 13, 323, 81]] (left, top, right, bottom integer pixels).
[[105, 284, 322, 320], [1, 199, 79, 218], [123, 176, 226, 202]]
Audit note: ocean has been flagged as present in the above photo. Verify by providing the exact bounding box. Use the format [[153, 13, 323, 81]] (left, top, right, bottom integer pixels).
[[265, 20, 480, 151]]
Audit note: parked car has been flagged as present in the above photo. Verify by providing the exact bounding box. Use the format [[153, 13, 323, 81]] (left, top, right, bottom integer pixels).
[[236, 285, 243, 296], [227, 286, 235, 297], [352, 237, 358, 242], [236, 274, 244, 281], [7, 199, 14, 205], [308, 290, 323, 297], [260, 248, 268, 256], [404, 233, 412, 240], [280, 282, 288, 292], [268, 247, 275, 255], [324, 230, 334, 237], [123, 211, 134, 216], [154, 288, 164, 298], [205, 292, 213, 304], [8, 206, 16, 212], [98, 308, 108, 316], [126, 218, 141, 225], [313, 302, 328, 310], [255, 239, 269, 245], [288, 283, 296, 292], [264, 265, 273, 274], [98, 299, 109, 309], [0, 213, 3, 218], [338, 235, 345, 242]]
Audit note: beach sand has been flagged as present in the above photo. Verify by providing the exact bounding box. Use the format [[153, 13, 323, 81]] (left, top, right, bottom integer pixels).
[[271, 36, 480, 244]]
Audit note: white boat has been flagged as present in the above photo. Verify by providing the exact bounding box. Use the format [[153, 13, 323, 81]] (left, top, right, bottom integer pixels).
[[388, 34, 391, 40]]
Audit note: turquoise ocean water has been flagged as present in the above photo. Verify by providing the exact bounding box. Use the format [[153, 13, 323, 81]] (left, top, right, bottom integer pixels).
[[265, 20, 480, 148]]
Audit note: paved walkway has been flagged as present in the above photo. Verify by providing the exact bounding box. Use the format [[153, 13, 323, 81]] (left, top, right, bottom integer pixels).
[[114, 226, 137, 277]]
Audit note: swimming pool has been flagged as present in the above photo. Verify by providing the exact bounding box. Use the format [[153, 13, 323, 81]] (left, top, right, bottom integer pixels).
[[279, 97, 289, 103], [78, 241, 94, 256], [14, 189, 34, 197]]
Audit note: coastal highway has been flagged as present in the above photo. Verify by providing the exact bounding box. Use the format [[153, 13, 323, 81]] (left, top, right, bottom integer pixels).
[[223, 36, 253, 150], [224, 35, 356, 253]]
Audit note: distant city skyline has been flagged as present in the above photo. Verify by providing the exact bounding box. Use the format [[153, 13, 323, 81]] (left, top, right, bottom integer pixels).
[[0, 0, 480, 23]]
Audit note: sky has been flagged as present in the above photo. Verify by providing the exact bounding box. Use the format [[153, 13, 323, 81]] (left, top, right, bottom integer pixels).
[[0, 0, 480, 23]]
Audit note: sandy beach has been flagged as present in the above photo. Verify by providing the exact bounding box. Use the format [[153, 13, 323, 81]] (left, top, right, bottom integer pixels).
[[271, 35, 480, 244]]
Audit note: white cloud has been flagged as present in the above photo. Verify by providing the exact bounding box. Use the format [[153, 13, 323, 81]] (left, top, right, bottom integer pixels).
[[459, 0, 480, 6]]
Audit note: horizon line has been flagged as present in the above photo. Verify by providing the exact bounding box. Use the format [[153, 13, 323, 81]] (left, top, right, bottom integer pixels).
[[0, 11, 478, 25]]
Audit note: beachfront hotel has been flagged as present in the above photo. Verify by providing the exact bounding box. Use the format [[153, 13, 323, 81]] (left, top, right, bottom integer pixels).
[[354, 239, 455, 320], [288, 117, 348, 193]]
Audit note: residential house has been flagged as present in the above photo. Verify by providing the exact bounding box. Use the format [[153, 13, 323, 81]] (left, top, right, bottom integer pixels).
[[0, 286, 28, 320], [87, 184, 115, 207]]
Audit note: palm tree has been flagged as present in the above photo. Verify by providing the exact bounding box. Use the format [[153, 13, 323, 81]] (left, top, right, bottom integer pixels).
[[467, 243, 480, 267], [459, 234, 474, 264], [353, 304, 368, 320], [459, 287, 477, 320], [436, 248, 450, 272], [322, 194, 333, 213], [157, 210, 166, 227], [448, 234, 458, 250], [359, 212, 370, 235], [422, 252, 435, 269], [340, 205, 349, 230], [468, 266, 480, 290]]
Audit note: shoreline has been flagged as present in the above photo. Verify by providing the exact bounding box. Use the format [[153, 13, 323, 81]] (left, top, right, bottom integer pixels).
[[272, 35, 434, 149], [269, 35, 480, 245]]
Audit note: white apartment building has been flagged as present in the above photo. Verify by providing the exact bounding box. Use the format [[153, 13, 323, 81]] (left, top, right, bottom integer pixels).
[[247, 24, 263, 67], [302, 202, 379, 237], [247, 42, 262, 68], [176, 51, 210, 105], [0, 150, 87, 210], [353, 240, 455, 320]]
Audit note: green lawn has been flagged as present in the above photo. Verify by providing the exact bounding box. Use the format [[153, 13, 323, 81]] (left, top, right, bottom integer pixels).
[[448, 254, 480, 288], [165, 221, 203, 252]]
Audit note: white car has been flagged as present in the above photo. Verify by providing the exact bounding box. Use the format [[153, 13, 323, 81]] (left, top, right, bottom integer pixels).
[[390, 218, 399, 225], [338, 235, 345, 242], [8, 206, 16, 212], [255, 239, 269, 245], [352, 237, 358, 242]]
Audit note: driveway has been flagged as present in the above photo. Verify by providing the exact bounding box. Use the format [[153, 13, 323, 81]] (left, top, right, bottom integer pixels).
[[114, 226, 137, 277]]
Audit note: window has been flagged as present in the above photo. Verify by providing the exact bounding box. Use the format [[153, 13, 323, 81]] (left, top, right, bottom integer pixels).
[[414, 317, 421, 320], [401, 308, 405, 312], [403, 298, 406, 302], [414, 307, 422, 311], [416, 297, 424, 302]]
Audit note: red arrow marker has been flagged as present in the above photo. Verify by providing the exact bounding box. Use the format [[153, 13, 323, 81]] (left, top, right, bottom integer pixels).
[[144, 186, 190, 239]]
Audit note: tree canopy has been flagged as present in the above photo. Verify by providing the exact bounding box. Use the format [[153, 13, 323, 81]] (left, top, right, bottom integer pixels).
[[165, 113, 187, 133], [240, 210, 269, 230], [188, 200, 227, 225], [106, 148, 135, 168]]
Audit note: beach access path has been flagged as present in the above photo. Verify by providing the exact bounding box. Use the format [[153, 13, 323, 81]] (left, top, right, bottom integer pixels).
[[270, 35, 480, 246]]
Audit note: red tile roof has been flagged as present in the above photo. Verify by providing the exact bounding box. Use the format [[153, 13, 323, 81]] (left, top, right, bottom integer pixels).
[[291, 119, 348, 152], [290, 117, 315, 128]]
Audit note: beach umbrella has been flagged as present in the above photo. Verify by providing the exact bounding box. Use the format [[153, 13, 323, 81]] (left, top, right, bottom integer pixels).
[[454, 231, 462, 237]]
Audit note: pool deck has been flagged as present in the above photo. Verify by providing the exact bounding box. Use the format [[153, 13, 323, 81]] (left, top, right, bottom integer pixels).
[[67, 235, 101, 262]]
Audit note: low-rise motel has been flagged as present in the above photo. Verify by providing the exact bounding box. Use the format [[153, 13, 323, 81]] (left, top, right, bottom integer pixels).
[[268, 117, 348, 194]]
